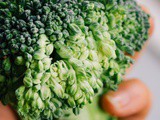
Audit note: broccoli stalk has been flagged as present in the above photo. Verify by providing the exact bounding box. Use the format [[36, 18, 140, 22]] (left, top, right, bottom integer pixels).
[[58, 95, 117, 120], [0, 0, 149, 120]]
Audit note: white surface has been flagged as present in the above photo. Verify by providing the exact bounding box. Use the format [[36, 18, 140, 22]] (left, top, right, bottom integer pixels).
[[127, 49, 160, 120], [127, 0, 160, 120]]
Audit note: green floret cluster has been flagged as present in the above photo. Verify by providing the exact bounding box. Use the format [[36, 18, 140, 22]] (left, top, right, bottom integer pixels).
[[0, 0, 149, 120]]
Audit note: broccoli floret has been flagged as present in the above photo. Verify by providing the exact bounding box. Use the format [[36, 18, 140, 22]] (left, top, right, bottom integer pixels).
[[0, 0, 149, 120], [95, 0, 150, 54]]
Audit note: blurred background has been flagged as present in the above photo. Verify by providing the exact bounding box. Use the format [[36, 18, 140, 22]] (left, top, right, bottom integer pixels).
[[127, 0, 160, 119]]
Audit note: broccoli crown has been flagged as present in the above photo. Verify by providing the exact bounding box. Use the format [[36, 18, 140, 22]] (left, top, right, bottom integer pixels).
[[0, 0, 149, 119]]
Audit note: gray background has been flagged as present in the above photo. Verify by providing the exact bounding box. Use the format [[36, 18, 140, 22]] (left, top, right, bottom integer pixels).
[[127, 0, 160, 119]]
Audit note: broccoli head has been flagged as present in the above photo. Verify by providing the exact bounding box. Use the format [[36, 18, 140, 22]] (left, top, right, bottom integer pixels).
[[0, 0, 149, 120]]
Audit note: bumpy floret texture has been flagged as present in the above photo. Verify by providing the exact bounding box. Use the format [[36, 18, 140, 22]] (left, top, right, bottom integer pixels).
[[0, 0, 149, 119]]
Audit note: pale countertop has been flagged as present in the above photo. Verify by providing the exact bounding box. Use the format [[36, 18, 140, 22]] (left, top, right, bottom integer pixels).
[[127, 0, 160, 120]]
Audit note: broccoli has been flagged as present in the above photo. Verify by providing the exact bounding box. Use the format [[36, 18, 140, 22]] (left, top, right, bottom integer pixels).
[[0, 0, 149, 120]]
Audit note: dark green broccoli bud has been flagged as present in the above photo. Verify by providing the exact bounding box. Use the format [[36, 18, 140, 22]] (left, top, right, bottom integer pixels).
[[107, 0, 149, 54], [0, 0, 149, 120]]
